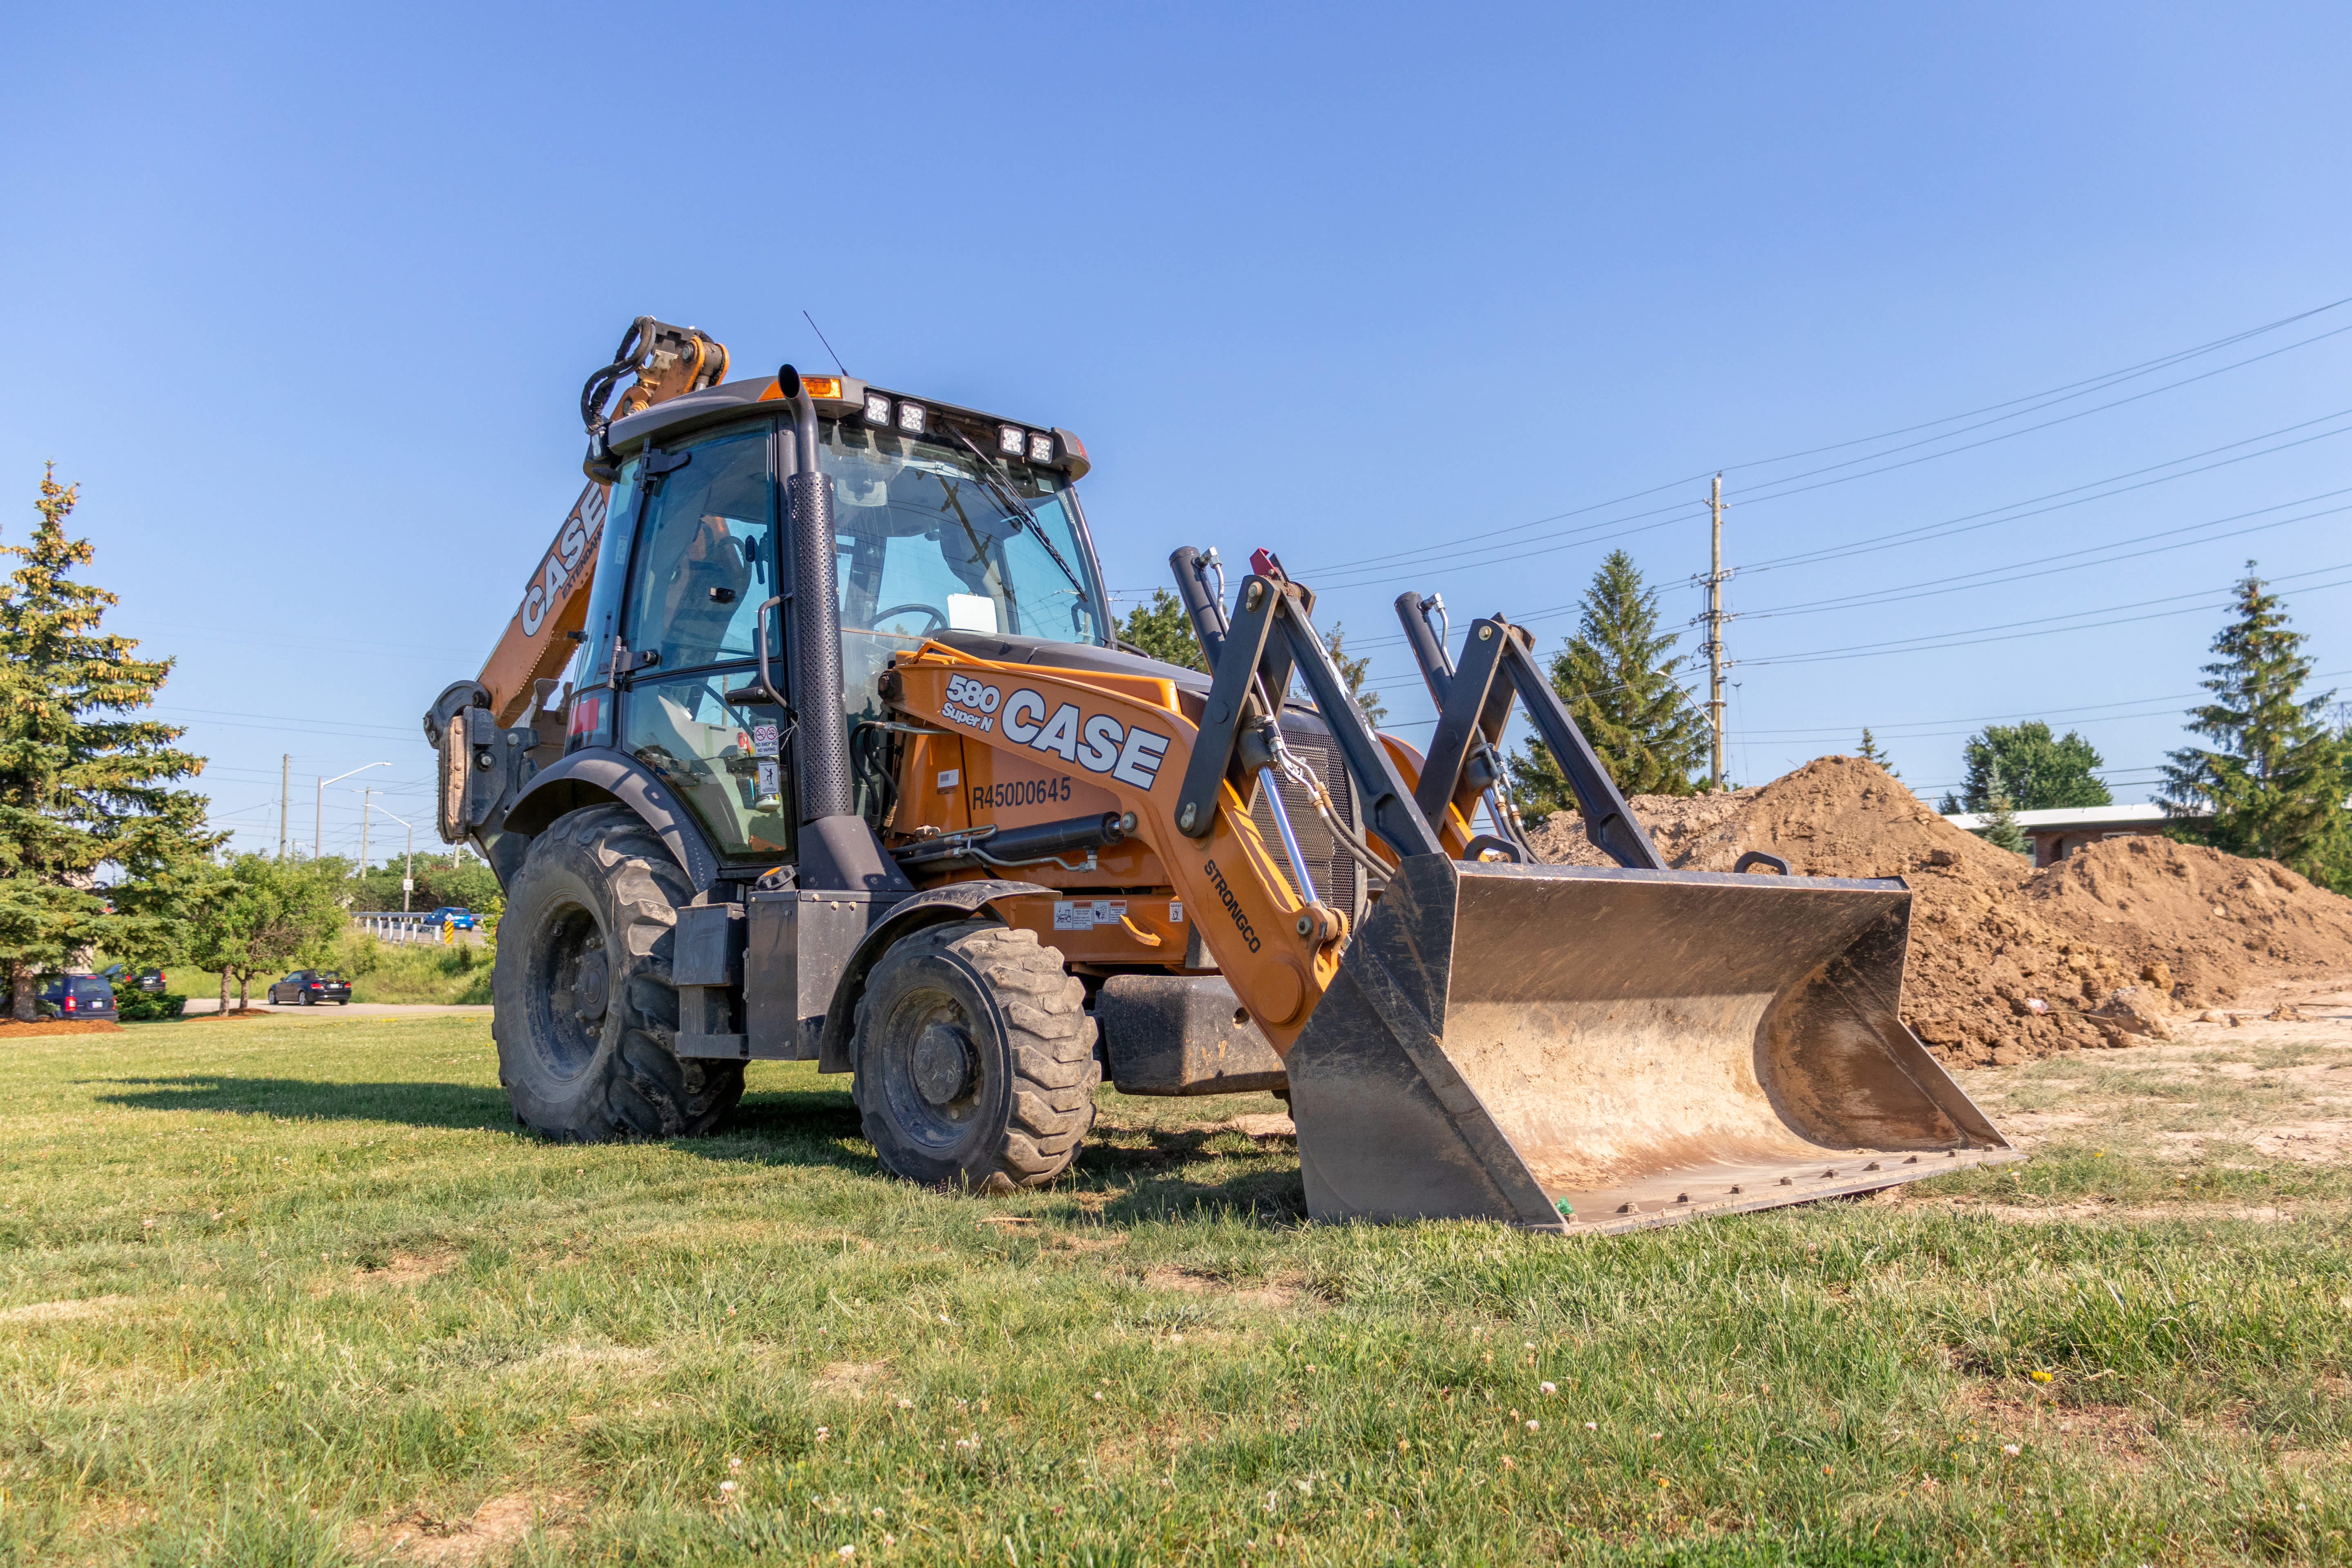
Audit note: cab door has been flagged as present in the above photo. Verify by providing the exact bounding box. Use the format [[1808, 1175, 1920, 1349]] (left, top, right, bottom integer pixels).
[[613, 420, 792, 864]]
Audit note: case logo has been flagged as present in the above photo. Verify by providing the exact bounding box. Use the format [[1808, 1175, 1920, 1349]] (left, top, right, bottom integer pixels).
[[998, 688, 1172, 787]]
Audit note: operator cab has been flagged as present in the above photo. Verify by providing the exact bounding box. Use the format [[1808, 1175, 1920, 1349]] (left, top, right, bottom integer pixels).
[[568, 375, 1109, 872]]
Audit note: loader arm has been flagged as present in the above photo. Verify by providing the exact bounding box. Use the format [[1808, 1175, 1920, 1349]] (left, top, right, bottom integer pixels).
[[882, 645, 1349, 1047]]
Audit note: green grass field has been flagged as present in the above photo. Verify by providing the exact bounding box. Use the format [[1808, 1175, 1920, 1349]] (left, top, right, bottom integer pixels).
[[3, 1014, 2348, 1566]]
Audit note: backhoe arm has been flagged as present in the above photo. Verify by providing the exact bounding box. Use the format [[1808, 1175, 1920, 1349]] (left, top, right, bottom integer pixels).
[[472, 318, 729, 726]]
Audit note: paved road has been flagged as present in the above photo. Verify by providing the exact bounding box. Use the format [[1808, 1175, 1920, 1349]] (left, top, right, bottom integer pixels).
[[181, 999, 491, 1017]]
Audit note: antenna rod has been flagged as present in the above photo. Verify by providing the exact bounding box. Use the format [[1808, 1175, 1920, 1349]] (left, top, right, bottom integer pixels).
[[803, 311, 848, 377]]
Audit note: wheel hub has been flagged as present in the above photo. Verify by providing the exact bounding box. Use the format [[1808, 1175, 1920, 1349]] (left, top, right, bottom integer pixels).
[[574, 938, 609, 1026], [909, 1019, 977, 1106]]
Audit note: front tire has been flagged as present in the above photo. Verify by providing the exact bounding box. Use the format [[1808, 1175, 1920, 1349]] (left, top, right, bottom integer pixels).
[[852, 920, 1099, 1192], [493, 804, 744, 1141]]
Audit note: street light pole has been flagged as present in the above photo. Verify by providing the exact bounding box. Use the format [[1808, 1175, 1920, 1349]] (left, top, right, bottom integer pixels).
[[316, 762, 390, 861], [368, 803, 415, 912]]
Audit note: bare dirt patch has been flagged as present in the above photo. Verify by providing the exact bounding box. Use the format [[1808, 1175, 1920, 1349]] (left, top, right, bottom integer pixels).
[[0, 1293, 131, 1325], [1226, 1113, 1296, 1141], [811, 1360, 889, 1398], [524, 1343, 658, 1373], [2249, 1121, 2352, 1163], [1962, 1388, 2160, 1471], [318, 1250, 459, 1296], [354, 1492, 575, 1565], [1907, 1198, 2296, 1224], [1949, 991, 2352, 1174], [1143, 1265, 1310, 1312], [372, 1249, 458, 1285]]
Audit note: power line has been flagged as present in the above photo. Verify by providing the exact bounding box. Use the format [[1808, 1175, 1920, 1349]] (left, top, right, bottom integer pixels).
[[1683, 319, 2352, 514], [1343, 407, 2352, 649], [1745, 562, 2352, 667], [1739, 410, 2352, 576], [1292, 298, 2352, 584], [1737, 489, 2352, 622], [1322, 403, 2352, 599]]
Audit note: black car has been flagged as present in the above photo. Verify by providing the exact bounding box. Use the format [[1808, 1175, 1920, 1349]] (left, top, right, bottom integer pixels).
[[36, 974, 118, 1020], [100, 963, 167, 993], [266, 969, 353, 1006]]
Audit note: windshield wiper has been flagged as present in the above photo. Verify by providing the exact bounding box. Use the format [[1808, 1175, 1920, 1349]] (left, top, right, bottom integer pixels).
[[948, 429, 1091, 609]]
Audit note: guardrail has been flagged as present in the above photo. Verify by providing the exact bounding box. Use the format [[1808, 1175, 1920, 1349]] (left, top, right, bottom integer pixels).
[[351, 912, 478, 946]]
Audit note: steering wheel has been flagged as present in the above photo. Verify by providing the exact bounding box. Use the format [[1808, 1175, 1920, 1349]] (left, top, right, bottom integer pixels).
[[871, 602, 949, 637]]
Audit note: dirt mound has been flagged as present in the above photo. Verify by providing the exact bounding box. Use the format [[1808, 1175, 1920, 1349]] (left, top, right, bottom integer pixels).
[[1530, 787, 1762, 868], [1526, 756, 2144, 1065], [2022, 835, 2352, 1006]]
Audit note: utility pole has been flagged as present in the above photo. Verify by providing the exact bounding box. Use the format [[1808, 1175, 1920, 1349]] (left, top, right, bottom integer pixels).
[[369, 803, 415, 912], [359, 786, 373, 869], [316, 762, 390, 863], [278, 754, 290, 859], [1703, 473, 1729, 792]]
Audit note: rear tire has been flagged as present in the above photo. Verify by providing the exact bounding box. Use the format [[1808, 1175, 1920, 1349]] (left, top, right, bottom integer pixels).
[[493, 803, 745, 1141], [852, 920, 1098, 1192]]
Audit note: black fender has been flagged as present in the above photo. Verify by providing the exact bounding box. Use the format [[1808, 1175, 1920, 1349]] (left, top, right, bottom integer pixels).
[[500, 748, 722, 893], [814, 878, 1051, 1073]]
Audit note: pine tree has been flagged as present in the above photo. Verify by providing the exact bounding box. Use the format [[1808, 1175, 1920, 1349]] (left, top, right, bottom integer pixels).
[[1856, 728, 1898, 776], [1321, 621, 1386, 727], [1116, 589, 1205, 672], [0, 467, 220, 1019], [1937, 721, 2111, 813], [2160, 567, 2350, 887], [1978, 766, 2029, 856], [1506, 550, 1709, 816]]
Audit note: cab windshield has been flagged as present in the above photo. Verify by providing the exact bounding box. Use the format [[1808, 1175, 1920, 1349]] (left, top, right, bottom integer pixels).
[[821, 415, 1104, 821], [821, 419, 1103, 649]]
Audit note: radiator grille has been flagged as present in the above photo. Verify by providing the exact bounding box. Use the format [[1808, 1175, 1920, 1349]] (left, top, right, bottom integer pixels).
[[1250, 711, 1365, 926]]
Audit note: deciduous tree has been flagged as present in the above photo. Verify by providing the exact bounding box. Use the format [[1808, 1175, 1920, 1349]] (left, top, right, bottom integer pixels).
[[1938, 723, 2111, 813], [1116, 589, 1205, 672], [186, 854, 350, 1011]]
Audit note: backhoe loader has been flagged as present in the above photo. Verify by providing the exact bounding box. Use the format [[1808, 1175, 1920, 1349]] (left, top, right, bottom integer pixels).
[[426, 318, 2016, 1231]]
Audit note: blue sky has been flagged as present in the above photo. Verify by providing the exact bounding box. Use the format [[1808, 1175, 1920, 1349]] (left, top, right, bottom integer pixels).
[[7, 2, 2349, 859]]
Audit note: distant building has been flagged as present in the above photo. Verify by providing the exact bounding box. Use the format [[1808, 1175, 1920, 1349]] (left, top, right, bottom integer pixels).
[[1939, 803, 2205, 868]]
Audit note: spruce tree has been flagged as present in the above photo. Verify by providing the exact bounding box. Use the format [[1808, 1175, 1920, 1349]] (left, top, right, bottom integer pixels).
[[0, 467, 219, 1019], [1977, 766, 2029, 856], [2160, 566, 2350, 887], [1321, 622, 1386, 727], [1507, 550, 1709, 815], [1856, 728, 1898, 776], [1116, 588, 1206, 672]]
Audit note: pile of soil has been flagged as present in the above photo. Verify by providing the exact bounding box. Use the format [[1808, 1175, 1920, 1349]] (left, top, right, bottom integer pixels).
[[1520, 755, 2352, 1065], [2023, 835, 2352, 1005], [0, 1018, 123, 1038]]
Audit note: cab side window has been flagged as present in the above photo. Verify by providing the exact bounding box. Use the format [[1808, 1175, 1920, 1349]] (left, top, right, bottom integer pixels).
[[623, 428, 775, 674]]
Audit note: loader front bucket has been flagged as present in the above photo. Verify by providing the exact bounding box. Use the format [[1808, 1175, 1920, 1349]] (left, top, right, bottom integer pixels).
[[1285, 855, 2020, 1232]]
